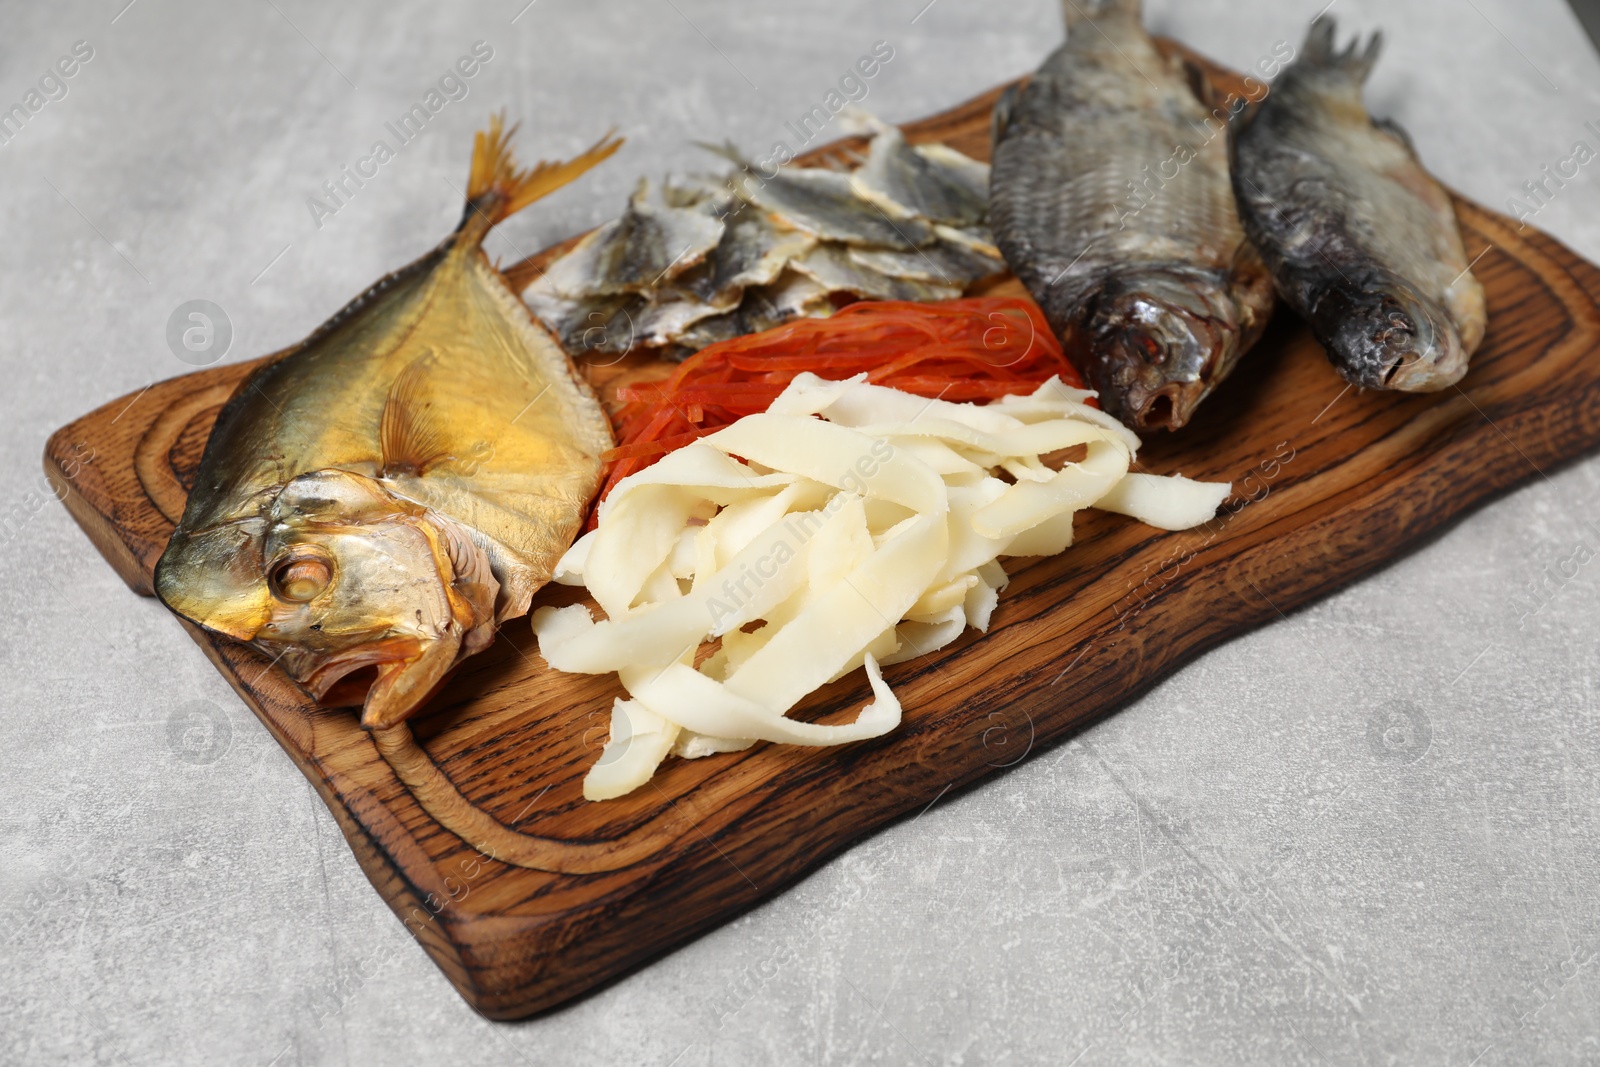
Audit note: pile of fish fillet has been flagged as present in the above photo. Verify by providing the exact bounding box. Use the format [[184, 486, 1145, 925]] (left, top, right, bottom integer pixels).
[[522, 123, 1006, 358]]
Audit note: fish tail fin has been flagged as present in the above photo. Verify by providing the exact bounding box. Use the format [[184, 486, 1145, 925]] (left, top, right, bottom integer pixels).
[[460, 113, 623, 241], [1062, 0, 1140, 29], [1301, 16, 1383, 85]]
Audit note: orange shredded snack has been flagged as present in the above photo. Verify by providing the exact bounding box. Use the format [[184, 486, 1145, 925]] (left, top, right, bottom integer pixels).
[[596, 296, 1086, 509]]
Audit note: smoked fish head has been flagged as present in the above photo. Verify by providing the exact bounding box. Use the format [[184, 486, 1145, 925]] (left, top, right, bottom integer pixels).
[[156, 467, 503, 728]]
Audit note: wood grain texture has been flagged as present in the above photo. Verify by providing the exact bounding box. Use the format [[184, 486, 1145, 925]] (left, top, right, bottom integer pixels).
[[42, 49, 1600, 1018]]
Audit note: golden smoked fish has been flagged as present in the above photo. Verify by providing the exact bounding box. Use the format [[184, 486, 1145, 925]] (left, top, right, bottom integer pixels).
[[156, 118, 619, 732], [155, 118, 695, 873]]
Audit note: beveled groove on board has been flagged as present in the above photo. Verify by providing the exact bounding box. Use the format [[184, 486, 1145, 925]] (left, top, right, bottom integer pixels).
[[42, 44, 1600, 1016]]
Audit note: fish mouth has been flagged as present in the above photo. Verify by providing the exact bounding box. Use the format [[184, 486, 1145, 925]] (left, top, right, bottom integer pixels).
[[1381, 315, 1468, 392], [1311, 282, 1467, 393], [296, 635, 424, 703], [1082, 274, 1240, 432], [279, 630, 463, 729], [1084, 338, 1215, 433], [1110, 365, 1210, 432]]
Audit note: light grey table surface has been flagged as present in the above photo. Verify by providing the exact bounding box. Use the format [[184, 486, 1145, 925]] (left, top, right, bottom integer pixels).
[[4, 0, 1600, 1064]]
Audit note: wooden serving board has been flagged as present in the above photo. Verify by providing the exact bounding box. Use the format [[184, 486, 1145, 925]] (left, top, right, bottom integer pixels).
[[44, 49, 1600, 1019]]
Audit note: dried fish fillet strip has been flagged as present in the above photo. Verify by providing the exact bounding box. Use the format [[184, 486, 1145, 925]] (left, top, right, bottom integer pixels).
[[667, 210, 817, 308], [634, 297, 728, 346], [848, 238, 1005, 288], [708, 147, 935, 250], [675, 271, 835, 351], [851, 124, 989, 226], [789, 243, 963, 303], [934, 222, 1001, 260], [532, 180, 724, 299], [523, 288, 644, 355]]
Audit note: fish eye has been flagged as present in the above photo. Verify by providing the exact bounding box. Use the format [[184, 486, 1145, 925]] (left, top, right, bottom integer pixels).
[[1127, 332, 1164, 364], [270, 550, 333, 603]]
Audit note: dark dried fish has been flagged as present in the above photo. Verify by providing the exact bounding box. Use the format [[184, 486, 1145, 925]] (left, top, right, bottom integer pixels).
[[1232, 18, 1486, 390], [989, 0, 1274, 431]]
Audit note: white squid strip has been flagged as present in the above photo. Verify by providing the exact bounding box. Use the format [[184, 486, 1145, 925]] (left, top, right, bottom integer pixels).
[[583, 699, 681, 801], [1093, 472, 1233, 531], [534, 376, 1232, 801], [619, 654, 901, 748]]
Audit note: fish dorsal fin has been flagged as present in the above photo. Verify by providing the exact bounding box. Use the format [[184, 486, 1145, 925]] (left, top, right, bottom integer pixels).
[[1299, 17, 1383, 86], [380, 351, 451, 477], [460, 113, 624, 242]]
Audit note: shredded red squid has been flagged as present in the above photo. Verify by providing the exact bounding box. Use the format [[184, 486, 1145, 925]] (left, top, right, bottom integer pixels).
[[596, 296, 1085, 509]]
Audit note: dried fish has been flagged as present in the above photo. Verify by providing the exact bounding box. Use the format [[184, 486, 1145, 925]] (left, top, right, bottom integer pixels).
[[666, 209, 817, 308], [1232, 18, 1486, 390], [935, 222, 1002, 260], [526, 286, 731, 353], [635, 295, 729, 346], [676, 271, 834, 351], [714, 148, 936, 250], [523, 288, 643, 355], [526, 127, 1002, 358], [989, 0, 1275, 431], [154, 120, 735, 874]]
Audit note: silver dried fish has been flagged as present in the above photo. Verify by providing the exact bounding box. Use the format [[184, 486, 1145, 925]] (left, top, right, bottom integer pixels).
[[523, 288, 642, 355], [667, 209, 817, 309], [934, 222, 1002, 260], [675, 271, 834, 350]]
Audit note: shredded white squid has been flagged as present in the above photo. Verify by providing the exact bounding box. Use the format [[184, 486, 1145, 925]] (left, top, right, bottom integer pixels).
[[532, 373, 1230, 800]]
